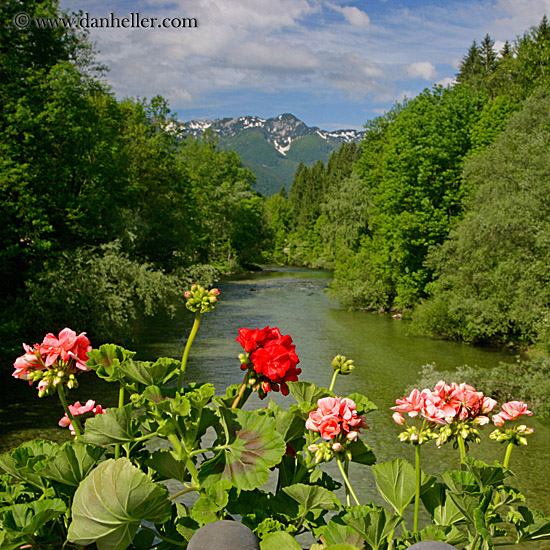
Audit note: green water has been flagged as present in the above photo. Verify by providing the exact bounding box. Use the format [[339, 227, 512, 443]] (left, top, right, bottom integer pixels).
[[1, 267, 548, 524]]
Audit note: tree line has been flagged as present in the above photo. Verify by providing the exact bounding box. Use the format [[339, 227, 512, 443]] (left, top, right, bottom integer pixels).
[[1, 0, 267, 351], [268, 16, 550, 353]]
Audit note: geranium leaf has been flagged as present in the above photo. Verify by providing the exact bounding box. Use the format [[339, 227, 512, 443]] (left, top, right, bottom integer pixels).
[[2, 498, 67, 536], [68, 458, 171, 550], [371, 458, 417, 516], [79, 404, 142, 446], [282, 483, 341, 517], [119, 357, 180, 387], [342, 504, 402, 550], [198, 409, 286, 491], [86, 344, 136, 382], [287, 381, 333, 404], [322, 516, 364, 548], [421, 481, 466, 525], [39, 442, 104, 487], [0, 440, 59, 490], [463, 457, 511, 489], [212, 383, 252, 408], [146, 449, 189, 483], [515, 506, 550, 542], [348, 438, 376, 466], [346, 393, 378, 415], [260, 531, 302, 550]]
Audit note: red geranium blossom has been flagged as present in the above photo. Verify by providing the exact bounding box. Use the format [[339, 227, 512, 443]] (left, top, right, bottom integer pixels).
[[236, 326, 300, 395]]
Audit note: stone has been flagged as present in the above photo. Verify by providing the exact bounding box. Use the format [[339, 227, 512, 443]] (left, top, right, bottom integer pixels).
[[188, 520, 260, 550]]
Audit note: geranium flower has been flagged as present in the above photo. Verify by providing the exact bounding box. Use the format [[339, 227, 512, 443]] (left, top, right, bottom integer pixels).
[[40, 328, 91, 371], [492, 401, 532, 426], [59, 400, 105, 435], [391, 388, 428, 417], [306, 397, 364, 441], [13, 343, 44, 383], [236, 326, 301, 396]]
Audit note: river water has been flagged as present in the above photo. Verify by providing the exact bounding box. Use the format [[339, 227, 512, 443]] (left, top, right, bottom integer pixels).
[[1, 267, 548, 527]]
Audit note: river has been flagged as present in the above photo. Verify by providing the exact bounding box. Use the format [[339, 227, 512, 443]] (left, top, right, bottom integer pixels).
[[1, 267, 548, 531]]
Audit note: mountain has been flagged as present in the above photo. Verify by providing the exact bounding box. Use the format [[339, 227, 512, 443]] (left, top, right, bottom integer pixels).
[[181, 113, 363, 195]]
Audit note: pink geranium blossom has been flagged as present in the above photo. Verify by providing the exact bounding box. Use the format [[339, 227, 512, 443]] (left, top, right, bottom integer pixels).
[[59, 400, 105, 435], [492, 401, 532, 426], [40, 328, 91, 371], [306, 397, 365, 441], [13, 344, 44, 383], [392, 388, 429, 417]]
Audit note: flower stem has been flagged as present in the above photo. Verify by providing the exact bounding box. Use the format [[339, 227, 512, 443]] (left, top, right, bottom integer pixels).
[[57, 384, 81, 439], [457, 435, 467, 465], [231, 371, 250, 409], [336, 455, 360, 506], [115, 384, 125, 460], [328, 370, 339, 393], [503, 441, 514, 469], [414, 444, 421, 533], [177, 312, 201, 391], [344, 456, 351, 506]]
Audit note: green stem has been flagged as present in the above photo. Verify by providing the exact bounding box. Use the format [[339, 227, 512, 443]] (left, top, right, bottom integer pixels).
[[503, 441, 514, 469], [414, 444, 421, 533], [336, 455, 360, 506], [177, 312, 201, 391], [167, 434, 200, 487], [140, 525, 185, 546], [457, 435, 467, 465], [231, 371, 250, 408], [328, 370, 339, 393], [115, 384, 125, 460], [344, 456, 351, 506], [57, 385, 81, 439]]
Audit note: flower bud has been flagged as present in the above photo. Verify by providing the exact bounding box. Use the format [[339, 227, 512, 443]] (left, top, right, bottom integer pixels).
[[308, 444, 319, 452], [332, 442, 342, 452], [315, 450, 324, 464], [184, 284, 220, 313], [346, 431, 358, 442], [331, 354, 355, 375]]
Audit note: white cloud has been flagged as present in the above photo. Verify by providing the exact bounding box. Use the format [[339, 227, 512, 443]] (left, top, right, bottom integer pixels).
[[435, 76, 456, 88], [326, 2, 370, 26], [406, 61, 437, 80]]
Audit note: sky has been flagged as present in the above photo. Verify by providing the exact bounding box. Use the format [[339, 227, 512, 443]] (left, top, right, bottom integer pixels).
[[59, 0, 550, 131]]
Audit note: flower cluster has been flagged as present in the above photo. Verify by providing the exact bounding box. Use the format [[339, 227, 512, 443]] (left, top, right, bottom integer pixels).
[[59, 400, 105, 436], [392, 381, 497, 446], [306, 397, 365, 462], [236, 326, 301, 398], [490, 401, 534, 445], [184, 284, 219, 313], [13, 328, 91, 397], [331, 354, 355, 375]]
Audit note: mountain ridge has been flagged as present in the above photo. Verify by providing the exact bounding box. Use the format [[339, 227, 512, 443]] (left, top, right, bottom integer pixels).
[[180, 113, 363, 195]]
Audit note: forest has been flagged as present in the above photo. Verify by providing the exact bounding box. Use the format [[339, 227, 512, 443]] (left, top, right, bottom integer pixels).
[[1, 0, 268, 351], [3, 0, 550, 411]]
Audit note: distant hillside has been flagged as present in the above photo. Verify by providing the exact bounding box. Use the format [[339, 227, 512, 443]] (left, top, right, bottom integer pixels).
[[181, 113, 363, 195]]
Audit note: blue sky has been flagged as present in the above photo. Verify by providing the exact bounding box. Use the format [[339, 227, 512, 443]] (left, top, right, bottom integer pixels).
[[60, 0, 549, 130]]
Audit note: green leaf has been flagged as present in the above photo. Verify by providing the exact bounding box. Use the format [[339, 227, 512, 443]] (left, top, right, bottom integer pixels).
[[260, 531, 302, 550], [421, 481, 466, 525], [342, 504, 403, 550], [371, 458, 416, 516], [0, 439, 59, 490], [39, 441, 104, 487], [514, 506, 550, 542], [322, 516, 365, 548], [283, 483, 340, 518], [68, 458, 171, 550], [79, 404, 142, 446], [346, 393, 378, 415], [212, 383, 252, 408], [86, 344, 136, 382], [191, 482, 231, 525], [143, 385, 191, 416], [146, 449, 189, 483], [198, 408, 286, 492], [416, 525, 467, 546], [441, 470, 478, 494], [348, 438, 376, 466], [287, 381, 333, 404], [2, 498, 67, 536], [463, 457, 511, 489], [447, 492, 483, 524], [324, 545, 362, 550], [120, 357, 180, 387]]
